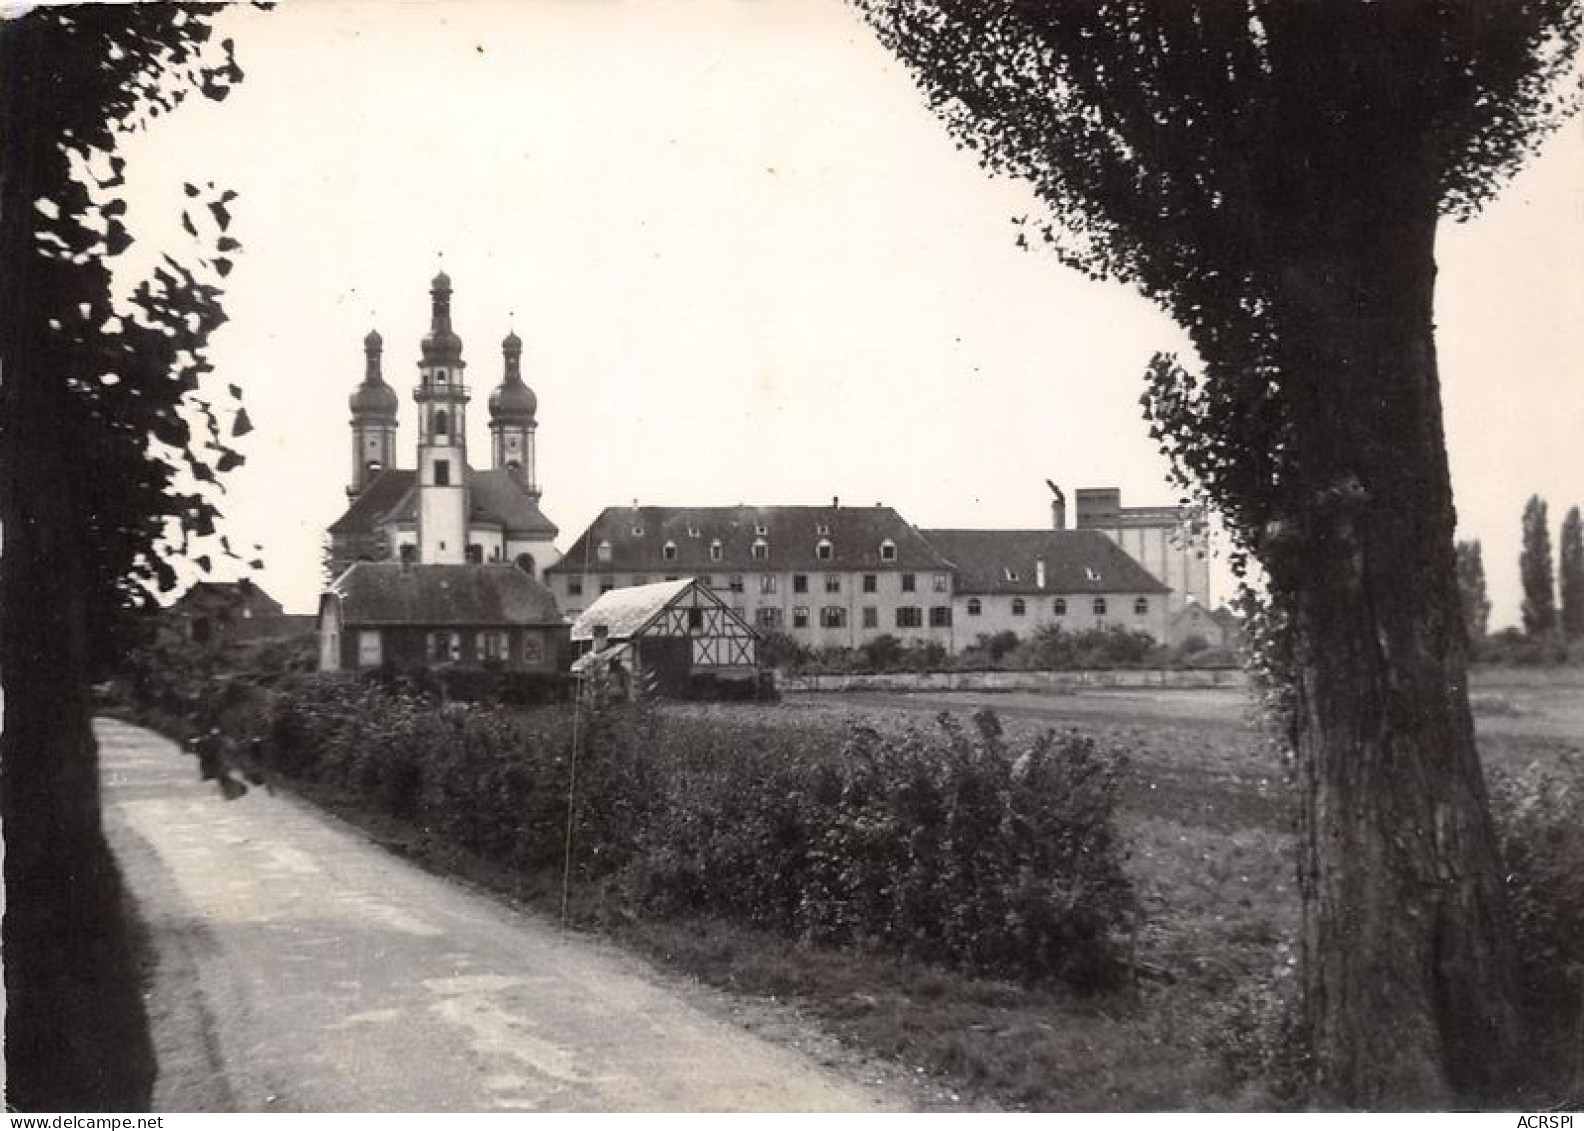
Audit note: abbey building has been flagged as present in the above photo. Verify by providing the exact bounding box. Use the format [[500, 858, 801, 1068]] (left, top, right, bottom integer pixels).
[[325, 272, 561, 578]]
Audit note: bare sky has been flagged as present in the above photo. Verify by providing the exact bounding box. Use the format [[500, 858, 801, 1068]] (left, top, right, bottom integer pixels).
[[113, 0, 1583, 620]]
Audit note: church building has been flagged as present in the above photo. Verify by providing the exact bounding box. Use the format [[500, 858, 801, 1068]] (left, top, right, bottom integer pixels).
[[326, 272, 562, 578]]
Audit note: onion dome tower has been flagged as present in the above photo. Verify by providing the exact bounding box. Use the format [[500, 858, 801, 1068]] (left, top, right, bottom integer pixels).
[[414, 270, 470, 564], [488, 329, 540, 499], [347, 329, 399, 497]]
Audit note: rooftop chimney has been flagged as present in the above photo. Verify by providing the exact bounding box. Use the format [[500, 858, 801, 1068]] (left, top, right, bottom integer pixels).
[[1046, 480, 1067, 530]]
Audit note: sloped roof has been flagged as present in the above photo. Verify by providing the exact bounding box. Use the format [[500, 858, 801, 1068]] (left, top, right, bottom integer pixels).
[[327, 466, 557, 538], [170, 578, 284, 616], [920, 529, 1171, 595], [469, 469, 558, 537], [549, 505, 951, 575], [569, 578, 694, 641], [327, 563, 562, 626], [328, 469, 416, 535]]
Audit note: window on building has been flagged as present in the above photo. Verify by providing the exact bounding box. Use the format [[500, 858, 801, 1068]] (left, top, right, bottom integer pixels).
[[930, 606, 953, 628], [756, 607, 784, 630], [1012, 598, 1027, 616], [901, 573, 916, 593], [596, 539, 612, 562], [1002, 567, 1020, 582], [688, 607, 704, 631], [399, 543, 417, 564], [824, 574, 841, 594], [729, 575, 744, 593], [1094, 597, 1108, 616], [862, 574, 877, 594], [687, 524, 700, 538], [433, 409, 449, 437], [862, 606, 878, 629], [521, 634, 543, 665], [465, 543, 483, 564], [429, 631, 460, 663], [600, 576, 615, 593], [752, 538, 769, 560], [1135, 597, 1150, 615], [793, 574, 808, 594], [357, 630, 382, 668], [567, 577, 584, 597], [793, 606, 809, 629], [967, 597, 982, 616], [820, 606, 847, 628], [1086, 567, 1102, 581], [933, 573, 949, 593], [663, 541, 677, 560], [760, 574, 777, 595], [815, 539, 833, 561], [895, 606, 922, 628], [710, 540, 723, 561], [879, 539, 897, 562], [434, 459, 450, 486], [436, 369, 447, 384], [1053, 597, 1067, 615], [481, 631, 508, 662]]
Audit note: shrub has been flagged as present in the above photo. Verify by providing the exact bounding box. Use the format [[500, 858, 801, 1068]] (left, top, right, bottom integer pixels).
[[1488, 752, 1584, 1052], [238, 677, 1139, 990]]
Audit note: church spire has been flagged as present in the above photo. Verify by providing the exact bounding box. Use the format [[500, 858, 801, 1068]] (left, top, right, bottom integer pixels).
[[347, 328, 398, 497], [489, 326, 540, 498], [414, 271, 469, 563]]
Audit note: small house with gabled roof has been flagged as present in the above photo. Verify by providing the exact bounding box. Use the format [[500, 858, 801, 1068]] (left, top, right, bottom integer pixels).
[[569, 578, 758, 697], [318, 562, 568, 673]]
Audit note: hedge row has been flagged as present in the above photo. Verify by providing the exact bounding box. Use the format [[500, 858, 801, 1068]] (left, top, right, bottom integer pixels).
[[249, 675, 1139, 989]]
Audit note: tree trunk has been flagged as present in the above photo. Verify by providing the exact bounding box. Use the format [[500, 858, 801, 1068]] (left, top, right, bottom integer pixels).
[[1, 23, 156, 1099], [1270, 200, 1523, 1108]]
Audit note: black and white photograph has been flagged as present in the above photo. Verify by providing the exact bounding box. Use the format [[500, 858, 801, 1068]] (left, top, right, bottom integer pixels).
[[2, 0, 1582, 1115]]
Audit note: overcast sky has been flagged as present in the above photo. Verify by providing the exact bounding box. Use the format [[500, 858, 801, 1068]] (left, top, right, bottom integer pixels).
[[111, 0, 1583, 620]]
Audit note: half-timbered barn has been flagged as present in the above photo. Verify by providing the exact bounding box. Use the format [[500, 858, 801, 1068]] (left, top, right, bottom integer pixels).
[[569, 578, 758, 697]]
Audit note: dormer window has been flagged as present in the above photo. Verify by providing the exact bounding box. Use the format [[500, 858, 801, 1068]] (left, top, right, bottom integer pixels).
[[632, 525, 644, 537], [1086, 567, 1102, 581], [709, 539, 723, 562], [755, 522, 769, 536], [662, 541, 678, 561], [1002, 567, 1019, 582], [879, 539, 897, 562], [815, 522, 830, 536], [596, 539, 612, 563], [815, 539, 833, 561], [687, 524, 700, 538], [751, 538, 769, 560]]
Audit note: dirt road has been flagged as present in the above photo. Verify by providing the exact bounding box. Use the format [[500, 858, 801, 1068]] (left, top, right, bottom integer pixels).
[[98, 718, 906, 1113]]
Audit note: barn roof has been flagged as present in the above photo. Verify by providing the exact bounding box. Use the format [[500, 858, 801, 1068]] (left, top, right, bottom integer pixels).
[[569, 578, 694, 641], [919, 529, 1170, 595], [549, 504, 951, 575], [326, 563, 562, 626]]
